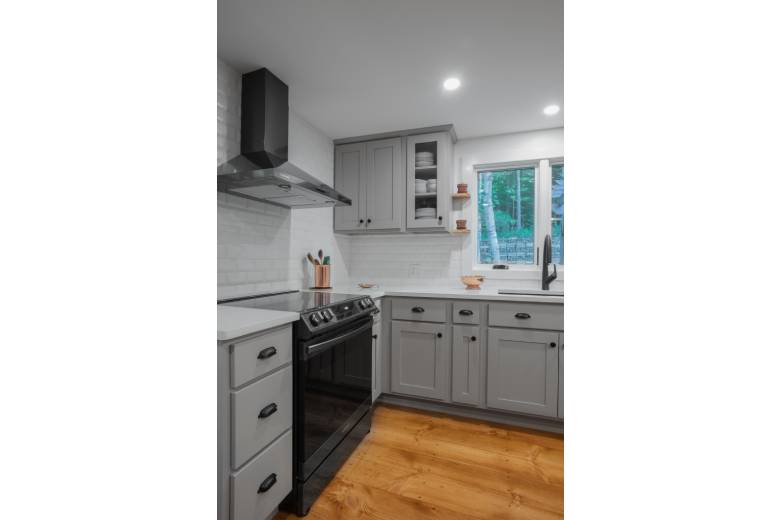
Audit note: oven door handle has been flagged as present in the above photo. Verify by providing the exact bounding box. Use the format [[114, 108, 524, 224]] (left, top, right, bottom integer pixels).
[[304, 320, 373, 359]]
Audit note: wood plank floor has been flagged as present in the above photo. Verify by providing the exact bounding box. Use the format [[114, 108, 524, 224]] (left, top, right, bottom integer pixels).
[[274, 404, 563, 520]]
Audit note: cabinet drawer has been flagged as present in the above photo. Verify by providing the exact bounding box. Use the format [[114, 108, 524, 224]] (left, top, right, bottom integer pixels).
[[453, 301, 481, 325], [489, 302, 563, 331], [231, 326, 292, 388], [232, 366, 293, 469], [231, 429, 292, 520], [392, 298, 446, 322]]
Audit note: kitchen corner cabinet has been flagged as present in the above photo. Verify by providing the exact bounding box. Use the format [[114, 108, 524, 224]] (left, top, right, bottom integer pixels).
[[390, 320, 449, 401], [451, 325, 481, 406], [334, 137, 404, 232], [406, 132, 452, 230], [487, 328, 559, 417]]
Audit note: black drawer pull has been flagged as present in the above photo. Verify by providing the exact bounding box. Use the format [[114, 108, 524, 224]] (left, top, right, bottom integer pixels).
[[411, 306, 425, 313], [471, 336, 477, 341], [257, 473, 277, 493], [549, 342, 557, 348], [257, 346, 277, 360], [258, 403, 277, 419], [372, 334, 378, 339], [436, 332, 442, 338], [458, 309, 473, 316], [514, 312, 531, 320]]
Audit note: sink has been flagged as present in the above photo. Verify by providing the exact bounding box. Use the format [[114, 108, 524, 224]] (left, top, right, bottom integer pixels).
[[497, 289, 564, 297]]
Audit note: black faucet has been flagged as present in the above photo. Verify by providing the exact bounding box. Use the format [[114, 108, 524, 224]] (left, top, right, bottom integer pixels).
[[542, 234, 557, 290]]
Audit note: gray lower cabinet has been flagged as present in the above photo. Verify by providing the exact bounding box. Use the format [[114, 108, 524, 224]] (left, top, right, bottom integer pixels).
[[230, 430, 293, 520], [487, 328, 559, 417], [391, 320, 449, 401], [451, 325, 480, 406], [558, 333, 564, 419]]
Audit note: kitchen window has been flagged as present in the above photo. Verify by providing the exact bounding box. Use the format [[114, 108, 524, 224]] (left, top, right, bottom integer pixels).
[[468, 158, 563, 277], [477, 166, 536, 265]]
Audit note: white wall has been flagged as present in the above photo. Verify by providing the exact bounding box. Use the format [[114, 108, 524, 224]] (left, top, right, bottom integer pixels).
[[217, 60, 350, 299]]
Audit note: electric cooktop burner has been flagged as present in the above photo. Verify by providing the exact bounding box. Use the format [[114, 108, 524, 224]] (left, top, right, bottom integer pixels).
[[219, 290, 376, 336]]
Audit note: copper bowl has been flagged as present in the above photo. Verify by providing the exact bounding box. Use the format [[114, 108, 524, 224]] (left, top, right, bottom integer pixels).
[[460, 275, 484, 290]]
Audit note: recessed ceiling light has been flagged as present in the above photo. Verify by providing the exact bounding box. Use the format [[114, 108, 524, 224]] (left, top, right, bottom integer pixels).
[[443, 77, 461, 91], [543, 104, 560, 115]]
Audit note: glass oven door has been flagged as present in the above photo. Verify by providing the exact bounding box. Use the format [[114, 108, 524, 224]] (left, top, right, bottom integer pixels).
[[299, 317, 372, 479]]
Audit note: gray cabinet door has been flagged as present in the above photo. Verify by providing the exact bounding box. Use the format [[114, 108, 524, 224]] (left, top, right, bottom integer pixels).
[[371, 318, 382, 402], [365, 137, 404, 230], [334, 142, 366, 231], [406, 132, 451, 230], [451, 325, 480, 406], [558, 332, 563, 419], [487, 328, 559, 417], [391, 320, 449, 401]]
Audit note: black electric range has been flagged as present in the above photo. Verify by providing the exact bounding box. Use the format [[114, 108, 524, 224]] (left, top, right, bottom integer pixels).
[[219, 290, 376, 516]]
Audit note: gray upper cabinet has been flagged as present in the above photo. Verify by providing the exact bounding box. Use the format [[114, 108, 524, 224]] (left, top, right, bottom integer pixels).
[[487, 328, 559, 417], [451, 325, 481, 406], [334, 143, 366, 231], [406, 132, 452, 230], [334, 138, 404, 232], [391, 320, 449, 401], [558, 332, 563, 419], [365, 138, 404, 230]]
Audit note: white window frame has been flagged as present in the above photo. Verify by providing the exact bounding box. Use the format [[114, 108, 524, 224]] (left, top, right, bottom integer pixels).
[[462, 157, 563, 281]]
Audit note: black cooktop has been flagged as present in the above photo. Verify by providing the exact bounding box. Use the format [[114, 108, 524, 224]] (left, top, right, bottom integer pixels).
[[219, 290, 362, 313]]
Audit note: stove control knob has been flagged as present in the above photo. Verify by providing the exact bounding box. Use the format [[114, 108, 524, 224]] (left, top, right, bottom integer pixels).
[[309, 312, 322, 326], [325, 309, 335, 321], [358, 300, 366, 309], [321, 310, 331, 322], [364, 298, 373, 308]]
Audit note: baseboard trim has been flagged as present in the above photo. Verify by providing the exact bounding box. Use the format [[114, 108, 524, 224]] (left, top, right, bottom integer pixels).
[[377, 394, 564, 434]]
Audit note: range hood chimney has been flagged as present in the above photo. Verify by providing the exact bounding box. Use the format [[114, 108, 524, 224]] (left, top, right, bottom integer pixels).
[[217, 68, 351, 209]]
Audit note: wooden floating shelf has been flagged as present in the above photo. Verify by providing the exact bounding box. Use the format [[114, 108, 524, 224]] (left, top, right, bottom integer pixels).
[[414, 192, 437, 198], [414, 165, 437, 172], [452, 192, 471, 199], [451, 229, 471, 235]]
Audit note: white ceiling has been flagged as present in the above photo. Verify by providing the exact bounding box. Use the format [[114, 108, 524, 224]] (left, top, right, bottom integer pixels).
[[218, 0, 562, 140]]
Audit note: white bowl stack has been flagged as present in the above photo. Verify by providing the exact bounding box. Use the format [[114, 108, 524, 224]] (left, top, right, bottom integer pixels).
[[426, 179, 437, 193], [415, 151, 434, 167], [414, 179, 427, 194], [415, 208, 436, 218]]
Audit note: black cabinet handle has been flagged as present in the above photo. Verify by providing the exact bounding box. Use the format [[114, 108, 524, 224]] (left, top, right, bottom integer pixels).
[[367, 218, 372, 224], [470, 336, 477, 341], [411, 306, 424, 313], [549, 342, 557, 348], [437, 332, 442, 338], [438, 216, 443, 223], [458, 309, 473, 316], [514, 312, 531, 320], [257, 473, 277, 493], [258, 403, 278, 419], [257, 346, 277, 360], [359, 219, 364, 224], [372, 334, 378, 339]]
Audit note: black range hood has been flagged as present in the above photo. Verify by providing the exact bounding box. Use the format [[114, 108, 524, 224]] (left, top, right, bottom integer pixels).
[[217, 68, 351, 209]]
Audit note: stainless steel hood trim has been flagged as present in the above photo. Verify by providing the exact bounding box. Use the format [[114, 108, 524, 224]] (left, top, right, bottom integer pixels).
[[217, 160, 351, 209]]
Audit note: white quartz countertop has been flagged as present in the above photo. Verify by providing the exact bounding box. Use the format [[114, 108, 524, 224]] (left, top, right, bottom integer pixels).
[[217, 306, 299, 341], [312, 286, 564, 304]]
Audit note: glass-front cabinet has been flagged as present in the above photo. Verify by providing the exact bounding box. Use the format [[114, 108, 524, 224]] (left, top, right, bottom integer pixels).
[[406, 132, 452, 230]]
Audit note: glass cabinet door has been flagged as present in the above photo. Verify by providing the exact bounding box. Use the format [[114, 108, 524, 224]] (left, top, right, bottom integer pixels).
[[406, 132, 450, 229]]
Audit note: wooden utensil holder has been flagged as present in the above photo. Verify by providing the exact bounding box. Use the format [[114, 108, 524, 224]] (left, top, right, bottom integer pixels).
[[313, 265, 331, 288]]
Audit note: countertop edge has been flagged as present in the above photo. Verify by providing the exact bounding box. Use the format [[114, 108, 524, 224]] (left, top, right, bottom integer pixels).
[[217, 306, 300, 342]]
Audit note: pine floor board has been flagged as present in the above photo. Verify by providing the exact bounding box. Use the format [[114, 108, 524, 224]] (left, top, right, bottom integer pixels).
[[274, 404, 563, 520]]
